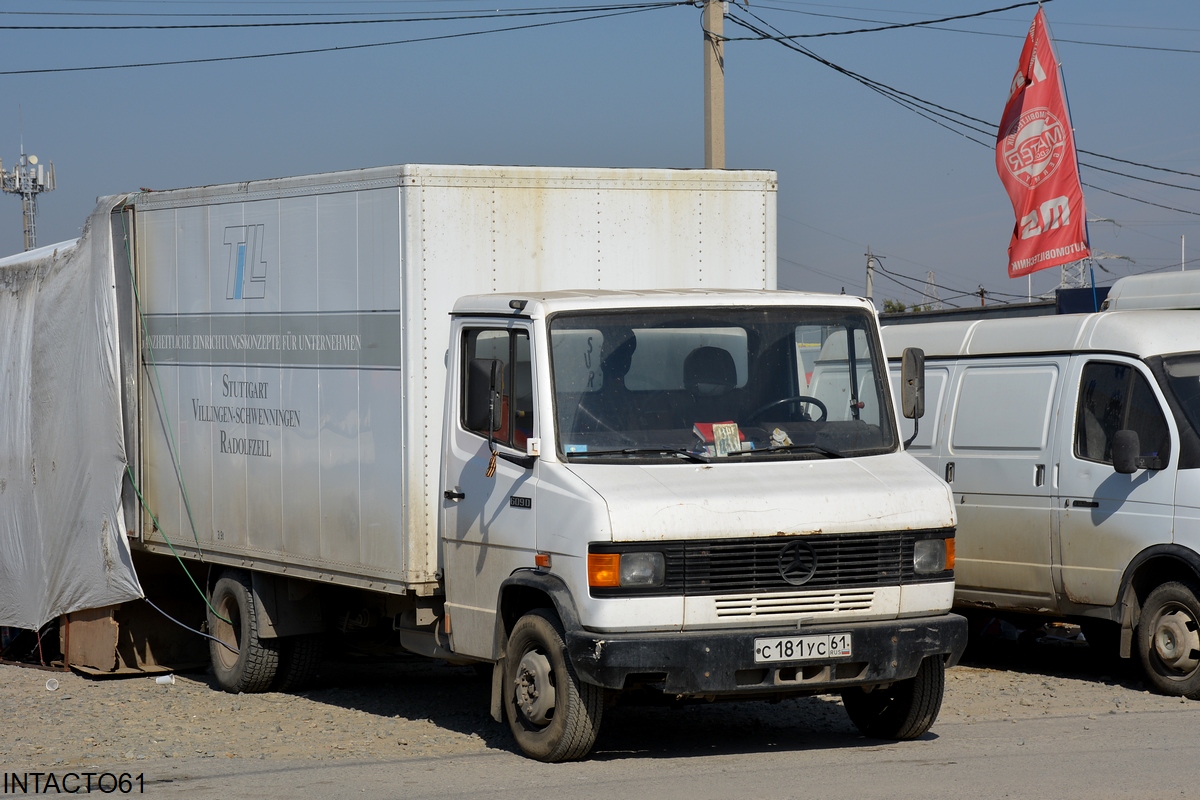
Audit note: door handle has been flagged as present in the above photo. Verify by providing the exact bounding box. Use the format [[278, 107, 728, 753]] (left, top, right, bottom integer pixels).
[[945, 462, 955, 483], [1071, 499, 1099, 508], [444, 490, 465, 500]]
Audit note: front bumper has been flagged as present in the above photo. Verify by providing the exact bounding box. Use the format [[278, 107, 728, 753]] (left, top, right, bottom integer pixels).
[[565, 613, 967, 696]]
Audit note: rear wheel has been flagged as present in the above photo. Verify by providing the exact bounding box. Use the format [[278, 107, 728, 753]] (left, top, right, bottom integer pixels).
[[1136, 581, 1200, 699], [273, 634, 323, 692], [208, 570, 280, 693], [841, 656, 945, 740], [504, 609, 605, 762]]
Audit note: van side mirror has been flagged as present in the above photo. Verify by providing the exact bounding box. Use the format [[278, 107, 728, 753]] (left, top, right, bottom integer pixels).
[[466, 358, 503, 432], [900, 347, 925, 420], [1112, 430, 1140, 474]]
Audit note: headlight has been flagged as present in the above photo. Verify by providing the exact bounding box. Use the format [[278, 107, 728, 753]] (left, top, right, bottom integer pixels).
[[588, 551, 665, 588], [619, 552, 665, 587], [913, 538, 949, 574]]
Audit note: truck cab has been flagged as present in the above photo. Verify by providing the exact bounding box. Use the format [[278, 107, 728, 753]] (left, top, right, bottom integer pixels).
[[441, 289, 966, 760]]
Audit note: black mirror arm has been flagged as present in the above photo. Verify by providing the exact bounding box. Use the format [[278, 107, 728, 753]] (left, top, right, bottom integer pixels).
[[485, 361, 499, 478], [904, 416, 919, 450]]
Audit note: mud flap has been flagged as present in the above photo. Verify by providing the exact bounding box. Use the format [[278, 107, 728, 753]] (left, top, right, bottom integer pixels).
[[1119, 583, 1141, 659], [490, 654, 506, 722]]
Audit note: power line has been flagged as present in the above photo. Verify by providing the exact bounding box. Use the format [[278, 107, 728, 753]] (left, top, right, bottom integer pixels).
[[1079, 150, 1200, 181], [0, 4, 681, 76], [727, 10, 1200, 218], [1081, 182, 1200, 219], [742, 4, 1200, 55], [1080, 162, 1200, 195], [0, 5, 589, 17], [777, 214, 1007, 306], [0, 2, 682, 30], [757, 2, 1200, 35], [722, 1, 1046, 41], [924, 24, 1200, 56]]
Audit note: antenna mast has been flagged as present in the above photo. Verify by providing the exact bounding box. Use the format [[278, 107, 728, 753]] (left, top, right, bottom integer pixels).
[[1, 148, 56, 251]]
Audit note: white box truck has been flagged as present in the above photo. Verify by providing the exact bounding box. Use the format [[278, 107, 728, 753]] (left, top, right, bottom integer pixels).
[[21, 164, 966, 760], [884, 271, 1200, 700]]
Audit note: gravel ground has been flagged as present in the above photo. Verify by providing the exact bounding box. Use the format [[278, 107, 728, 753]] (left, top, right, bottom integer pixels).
[[0, 634, 1193, 770]]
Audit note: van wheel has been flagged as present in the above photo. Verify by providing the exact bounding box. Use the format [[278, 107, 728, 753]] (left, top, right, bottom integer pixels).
[[208, 570, 280, 693], [841, 656, 944, 740], [1136, 581, 1200, 699], [273, 634, 323, 692], [504, 609, 605, 762]]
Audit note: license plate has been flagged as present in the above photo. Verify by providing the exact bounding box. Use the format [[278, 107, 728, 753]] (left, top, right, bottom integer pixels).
[[754, 633, 852, 663]]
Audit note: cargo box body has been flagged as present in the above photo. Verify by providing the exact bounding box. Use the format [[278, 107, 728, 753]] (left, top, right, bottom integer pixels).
[[122, 165, 777, 593]]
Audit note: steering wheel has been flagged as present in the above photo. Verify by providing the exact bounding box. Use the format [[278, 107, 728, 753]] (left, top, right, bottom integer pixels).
[[746, 395, 828, 424]]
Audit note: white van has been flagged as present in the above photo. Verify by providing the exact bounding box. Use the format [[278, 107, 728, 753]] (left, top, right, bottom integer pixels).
[[883, 271, 1200, 699]]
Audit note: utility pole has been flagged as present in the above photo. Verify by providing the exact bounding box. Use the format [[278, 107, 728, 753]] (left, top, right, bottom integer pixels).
[[864, 249, 879, 303], [979, 287, 986, 307], [1, 149, 55, 251], [703, 0, 725, 169]]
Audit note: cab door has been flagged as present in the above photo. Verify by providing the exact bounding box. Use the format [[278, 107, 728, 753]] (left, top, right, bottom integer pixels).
[[1055, 357, 1176, 607], [442, 322, 539, 660]]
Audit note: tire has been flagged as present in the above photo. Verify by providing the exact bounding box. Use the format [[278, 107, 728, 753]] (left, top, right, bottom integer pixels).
[[273, 634, 323, 692], [841, 656, 945, 740], [1136, 581, 1200, 699], [208, 570, 281, 694], [503, 609, 605, 762]]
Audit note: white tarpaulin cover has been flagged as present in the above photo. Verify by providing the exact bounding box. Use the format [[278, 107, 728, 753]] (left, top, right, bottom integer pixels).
[[0, 197, 142, 630]]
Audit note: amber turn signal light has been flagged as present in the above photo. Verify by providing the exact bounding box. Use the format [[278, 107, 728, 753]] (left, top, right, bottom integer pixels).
[[946, 538, 955, 571], [587, 553, 621, 587]]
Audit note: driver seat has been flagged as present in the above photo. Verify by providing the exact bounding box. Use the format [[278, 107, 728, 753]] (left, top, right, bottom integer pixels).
[[684, 346, 737, 422]]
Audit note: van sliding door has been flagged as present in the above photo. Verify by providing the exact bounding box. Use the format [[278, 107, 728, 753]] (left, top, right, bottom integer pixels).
[[947, 360, 1063, 608]]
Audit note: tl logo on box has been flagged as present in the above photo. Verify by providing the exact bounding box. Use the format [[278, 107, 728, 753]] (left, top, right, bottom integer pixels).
[[225, 224, 267, 300]]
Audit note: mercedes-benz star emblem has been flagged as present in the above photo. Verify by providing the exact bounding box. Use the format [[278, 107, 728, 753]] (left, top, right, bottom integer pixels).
[[777, 540, 818, 586]]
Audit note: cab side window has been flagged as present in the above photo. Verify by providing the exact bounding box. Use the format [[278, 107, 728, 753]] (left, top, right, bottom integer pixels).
[[1075, 361, 1169, 466], [462, 328, 533, 449]]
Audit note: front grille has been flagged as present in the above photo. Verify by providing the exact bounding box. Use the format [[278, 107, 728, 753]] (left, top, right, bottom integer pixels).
[[713, 588, 876, 618], [593, 529, 951, 597]]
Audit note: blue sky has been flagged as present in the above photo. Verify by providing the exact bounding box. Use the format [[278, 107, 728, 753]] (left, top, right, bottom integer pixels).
[[2, 0, 1197, 307]]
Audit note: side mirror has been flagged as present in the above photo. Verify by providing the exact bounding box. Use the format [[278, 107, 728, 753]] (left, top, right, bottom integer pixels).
[[466, 358, 503, 432], [900, 347, 926, 420], [1112, 429, 1140, 474]]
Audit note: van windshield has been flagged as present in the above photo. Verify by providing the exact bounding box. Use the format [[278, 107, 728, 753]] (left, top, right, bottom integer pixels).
[[1161, 355, 1200, 438], [549, 307, 897, 462]]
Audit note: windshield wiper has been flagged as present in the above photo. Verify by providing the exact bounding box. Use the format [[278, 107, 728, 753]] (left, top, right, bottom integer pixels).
[[753, 442, 846, 459], [569, 447, 709, 463]]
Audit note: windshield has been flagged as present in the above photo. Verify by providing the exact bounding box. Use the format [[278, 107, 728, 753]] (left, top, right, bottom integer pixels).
[[549, 306, 897, 462], [1161, 355, 1200, 436]]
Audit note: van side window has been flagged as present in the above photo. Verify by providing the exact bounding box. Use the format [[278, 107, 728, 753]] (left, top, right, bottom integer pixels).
[[1075, 362, 1169, 465], [462, 328, 533, 449]]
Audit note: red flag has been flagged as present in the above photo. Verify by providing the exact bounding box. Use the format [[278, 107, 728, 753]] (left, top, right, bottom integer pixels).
[[996, 8, 1090, 278]]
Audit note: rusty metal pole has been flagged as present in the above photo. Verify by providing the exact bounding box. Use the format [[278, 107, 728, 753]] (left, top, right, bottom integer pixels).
[[703, 0, 726, 169]]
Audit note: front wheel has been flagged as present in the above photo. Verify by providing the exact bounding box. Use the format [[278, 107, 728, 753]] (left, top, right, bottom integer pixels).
[[841, 656, 945, 740], [1136, 581, 1200, 698], [504, 609, 605, 762]]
